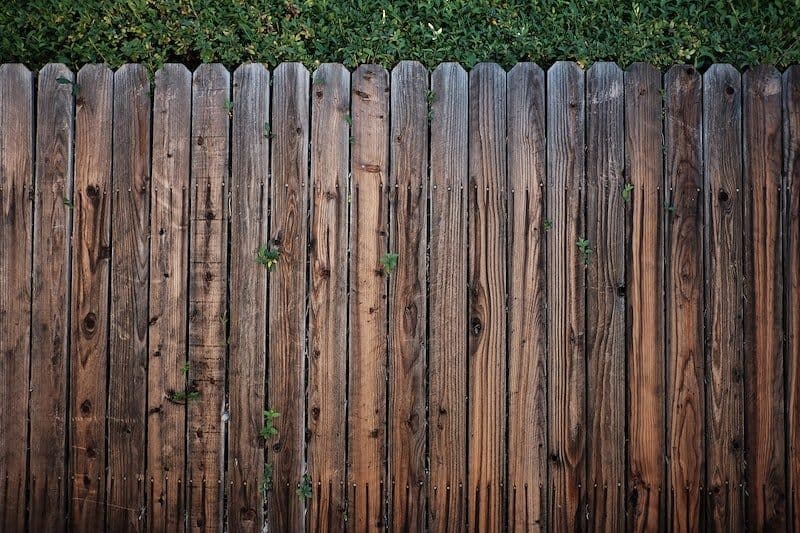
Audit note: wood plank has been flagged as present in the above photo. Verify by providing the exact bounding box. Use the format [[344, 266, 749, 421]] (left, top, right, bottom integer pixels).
[[308, 62, 350, 532], [188, 63, 229, 531], [506, 61, 547, 532], [785, 64, 800, 533], [267, 62, 309, 531], [70, 64, 113, 532], [388, 60, 428, 532], [147, 63, 191, 532], [0, 63, 33, 533], [742, 65, 786, 530], [546, 61, 586, 532], [703, 63, 745, 531], [108, 63, 152, 531], [624, 62, 665, 532], [348, 64, 389, 531], [585, 61, 625, 531], [227, 62, 269, 533], [467, 62, 506, 532], [428, 62, 468, 533], [664, 65, 705, 533]]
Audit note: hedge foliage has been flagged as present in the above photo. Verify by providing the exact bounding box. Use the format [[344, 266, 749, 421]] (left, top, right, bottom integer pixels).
[[1, 0, 798, 72]]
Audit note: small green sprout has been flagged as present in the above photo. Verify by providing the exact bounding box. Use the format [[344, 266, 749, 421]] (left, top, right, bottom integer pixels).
[[297, 473, 312, 501], [180, 361, 191, 377], [664, 201, 676, 213], [255, 245, 280, 272], [170, 390, 200, 403], [63, 195, 74, 209], [260, 409, 280, 440], [380, 252, 399, 274], [263, 122, 273, 139], [224, 99, 234, 115], [344, 114, 353, 126], [622, 183, 634, 203], [543, 218, 552, 231], [259, 463, 274, 494], [577, 237, 593, 265]]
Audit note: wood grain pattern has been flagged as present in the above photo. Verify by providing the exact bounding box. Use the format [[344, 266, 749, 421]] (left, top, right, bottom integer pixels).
[[585, 62, 625, 531], [188, 63, 229, 531], [307, 63, 350, 532], [0, 63, 33, 533], [428, 62, 468, 533], [228, 62, 269, 533], [28, 63, 74, 532], [388, 60, 428, 532], [703, 63, 745, 532], [70, 64, 113, 532], [267, 62, 309, 532], [108, 63, 151, 531], [348, 64, 390, 531], [546, 61, 586, 532], [506, 61, 547, 532], [467, 62, 506, 532], [742, 65, 786, 530], [147, 63, 191, 532], [624, 62, 665, 532], [664, 65, 705, 533]]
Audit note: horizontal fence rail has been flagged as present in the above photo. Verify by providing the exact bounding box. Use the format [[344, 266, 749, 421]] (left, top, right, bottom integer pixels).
[[0, 61, 799, 532]]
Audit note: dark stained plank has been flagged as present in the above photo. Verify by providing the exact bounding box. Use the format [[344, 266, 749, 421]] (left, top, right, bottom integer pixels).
[[428, 62, 468, 533], [107, 63, 152, 531], [546, 61, 586, 532], [308, 62, 349, 533], [267, 62, 309, 531], [742, 65, 786, 530], [624, 62, 665, 532], [188, 63, 229, 531], [70, 64, 113, 532], [388, 60, 428, 531], [506, 61, 547, 532], [585, 61, 625, 531], [467, 62, 506, 532], [703, 63, 745, 532], [228, 62, 269, 533], [664, 65, 705, 533], [147, 63, 191, 532], [348, 64, 390, 531], [0, 63, 33, 533], [785, 64, 800, 533]]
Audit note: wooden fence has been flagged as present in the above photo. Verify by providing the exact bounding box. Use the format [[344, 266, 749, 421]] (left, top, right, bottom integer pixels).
[[0, 60, 798, 532]]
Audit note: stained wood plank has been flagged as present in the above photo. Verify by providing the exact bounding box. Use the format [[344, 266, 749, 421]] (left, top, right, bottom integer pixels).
[[70, 64, 113, 532], [108, 63, 152, 531], [428, 62, 468, 533], [348, 64, 390, 531], [742, 65, 786, 530], [546, 61, 586, 532], [785, 64, 800, 533], [506, 61, 547, 532], [0, 63, 33, 533], [147, 63, 191, 532], [624, 62, 666, 532], [664, 65, 705, 533], [267, 62, 309, 531], [308, 63, 350, 532], [188, 63, 229, 531], [703, 63, 745, 531], [585, 61, 625, 531], [228, 62, 269, 533], [388, 60, 428, 531], [467, 62, 506, 532]]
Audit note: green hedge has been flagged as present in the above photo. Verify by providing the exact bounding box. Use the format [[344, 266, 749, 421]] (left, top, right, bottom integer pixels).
[[1, 0, 798, 71]]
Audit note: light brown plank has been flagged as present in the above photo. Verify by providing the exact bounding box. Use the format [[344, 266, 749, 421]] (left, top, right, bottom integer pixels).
[[388, 60, 428, 531], [308, 62, 350, 532], [0, 63, 33, 533], [108, 63, 151, 531], [348, 64, 389, 531], [742, 65, 786, 530], [227, 62, 269, 533], [188, 63, 229, 531], [428, 62, 468, 532], [467, 62, 506, 532], [506, 61, 547, 532], [267, 62, 309, 531], [70, 63, 113, 532], [624, 62, 666, 532], [703, 63, 745, 531], [147, 63, 191, 532]]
